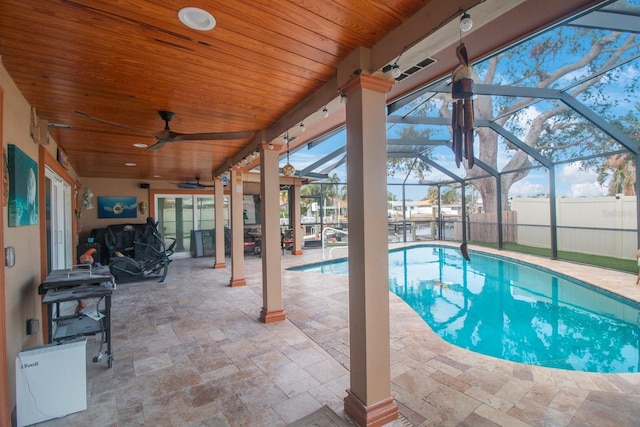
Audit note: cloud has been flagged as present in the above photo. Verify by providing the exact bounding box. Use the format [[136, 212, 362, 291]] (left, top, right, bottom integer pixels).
[[568, 182, 605, 197], [557, 162, 606, 197], [509, 180, 545, 197]]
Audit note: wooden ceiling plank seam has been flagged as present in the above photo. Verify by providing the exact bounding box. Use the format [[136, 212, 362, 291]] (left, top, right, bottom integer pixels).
[[306, 0, 409, 41], [215, 0, 378, 52], [0, 21, 333, 91], [354, 0, 432, 22], [223, 0, 385, 48], [3, 59, 300, 111], [0, 10, 335, 86]]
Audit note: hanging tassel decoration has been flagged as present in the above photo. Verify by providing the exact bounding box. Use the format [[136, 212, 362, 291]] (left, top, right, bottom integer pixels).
[[451, 43, 475, 169]]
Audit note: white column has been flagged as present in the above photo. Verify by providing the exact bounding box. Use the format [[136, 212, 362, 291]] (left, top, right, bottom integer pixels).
[[342, 73, 398, 426], [259, 143, 285, 323], [213, 175, 226, 269], [229, 167, 246, 287]]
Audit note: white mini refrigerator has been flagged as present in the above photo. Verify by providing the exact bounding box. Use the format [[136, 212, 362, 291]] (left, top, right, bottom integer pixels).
[[16, 338, 87, 427]]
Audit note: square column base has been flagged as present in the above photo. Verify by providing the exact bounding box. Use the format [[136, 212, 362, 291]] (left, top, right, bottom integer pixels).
[[344, 389, 398, 427], [229, 278, 246, 287], [259, 308, 286, 323], [213, 262, 226, 269]]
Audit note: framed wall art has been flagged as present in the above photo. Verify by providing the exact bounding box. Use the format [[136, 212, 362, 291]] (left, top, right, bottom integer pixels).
[[8, 144, 38, 227], [98, 196, 138, 219]]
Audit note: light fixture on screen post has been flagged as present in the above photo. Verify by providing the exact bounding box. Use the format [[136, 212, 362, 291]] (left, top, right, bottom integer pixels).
[[299, 122, 306, 132], [282, 133, 295, 177], [322, 106, 329, 118]]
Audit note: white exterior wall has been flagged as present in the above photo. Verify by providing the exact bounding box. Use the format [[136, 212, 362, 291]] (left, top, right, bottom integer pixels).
[[510, 196, 638, 259]]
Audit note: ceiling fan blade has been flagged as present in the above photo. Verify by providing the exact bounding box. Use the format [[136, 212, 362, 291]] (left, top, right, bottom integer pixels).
[[146, 138, 169, 151], [169, 131, 255, 141], [152, 130, 181, 139], [146, 131, 254, 151], [170, 181, 215, 189], [75, 111, 152, 135]]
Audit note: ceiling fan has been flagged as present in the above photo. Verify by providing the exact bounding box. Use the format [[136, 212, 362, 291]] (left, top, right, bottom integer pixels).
[[171, 177, 215, 190], [75, 110, 254, 150]]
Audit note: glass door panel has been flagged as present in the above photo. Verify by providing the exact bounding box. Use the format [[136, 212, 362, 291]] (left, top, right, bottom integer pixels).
[[196, 196, 214, 229], [45, 167, 72, 272], [156, 195, 194, 258]]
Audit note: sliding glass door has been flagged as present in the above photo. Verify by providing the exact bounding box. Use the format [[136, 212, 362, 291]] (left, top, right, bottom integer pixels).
[[154, 194, 216, 258]]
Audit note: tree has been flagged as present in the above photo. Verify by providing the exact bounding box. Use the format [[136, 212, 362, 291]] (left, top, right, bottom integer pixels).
[[391, 18, 639, 213], [598, 104, 640, 196], [422, 185, 459, 204], [467, 27, 638, 212], [387, 109, 434, 179]]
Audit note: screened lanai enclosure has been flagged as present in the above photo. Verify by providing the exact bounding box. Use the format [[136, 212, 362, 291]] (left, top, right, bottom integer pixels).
[[271, 0, 640, 271]]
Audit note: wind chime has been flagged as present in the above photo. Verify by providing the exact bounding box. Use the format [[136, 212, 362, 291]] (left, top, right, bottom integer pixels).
[[451, 42, 475, 169]]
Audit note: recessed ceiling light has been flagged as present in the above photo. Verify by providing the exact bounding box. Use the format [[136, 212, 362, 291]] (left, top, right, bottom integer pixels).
[[153, 175, 161, 178], [133, 143, 148, 148], [178, 7, 216, 31], [125, 162, 136, 167]]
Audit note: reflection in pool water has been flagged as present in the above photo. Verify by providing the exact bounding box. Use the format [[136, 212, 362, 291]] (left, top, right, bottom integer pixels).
[[293, 245, 640, 373]]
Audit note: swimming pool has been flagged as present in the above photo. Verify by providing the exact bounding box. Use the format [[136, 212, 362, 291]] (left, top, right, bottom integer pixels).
[[293, 245, 640, 373]]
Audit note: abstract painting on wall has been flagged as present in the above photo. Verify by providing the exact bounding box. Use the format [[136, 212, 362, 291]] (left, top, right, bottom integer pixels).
[[98, 196, 138, 219], [8, 144, 38, 227]]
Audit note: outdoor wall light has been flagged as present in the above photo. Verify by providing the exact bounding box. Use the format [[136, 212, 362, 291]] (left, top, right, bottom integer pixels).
[[322, 106, 329, 118], [299, 122, 306, 132], [460, 12, 473, 32], [391, 64, 402, 79], [382, 62, 402, 79]]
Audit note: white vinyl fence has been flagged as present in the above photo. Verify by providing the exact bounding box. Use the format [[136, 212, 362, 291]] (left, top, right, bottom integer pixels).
[[509, 196, 637, 260]]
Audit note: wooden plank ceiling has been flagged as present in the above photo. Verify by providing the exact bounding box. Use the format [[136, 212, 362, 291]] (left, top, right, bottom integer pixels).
[[0, 0, 432, 182], [0, 0, 599, 184]]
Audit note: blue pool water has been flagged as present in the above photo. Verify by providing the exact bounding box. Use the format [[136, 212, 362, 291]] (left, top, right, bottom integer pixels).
[[293, 245, 640, 373]]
